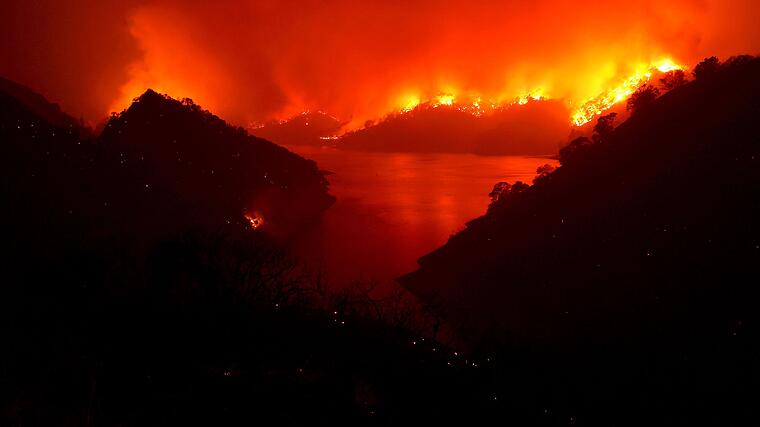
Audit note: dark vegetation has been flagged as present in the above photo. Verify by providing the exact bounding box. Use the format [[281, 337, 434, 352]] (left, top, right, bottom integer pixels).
[[400, 55, 760, 425], [559, 112, 618, 165], [626, 84, 660, 114], [338, 99, 570, 155], [4, 54, 760, 426], [0, 83, 502, 426], [659, 69, 687, 90]]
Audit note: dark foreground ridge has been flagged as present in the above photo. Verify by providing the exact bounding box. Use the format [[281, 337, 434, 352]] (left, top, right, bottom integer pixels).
[[0, 83, 496, 426], [3, 54, 760, 425], [401, 56, 760, 423]]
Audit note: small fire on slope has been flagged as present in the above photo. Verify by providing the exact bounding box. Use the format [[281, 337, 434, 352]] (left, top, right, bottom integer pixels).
[[244, 211, 265, 230]]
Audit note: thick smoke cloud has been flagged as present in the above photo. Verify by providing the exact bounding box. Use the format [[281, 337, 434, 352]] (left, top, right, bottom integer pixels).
[[0, 1, 144, 121], [2, 0, 759, 126]]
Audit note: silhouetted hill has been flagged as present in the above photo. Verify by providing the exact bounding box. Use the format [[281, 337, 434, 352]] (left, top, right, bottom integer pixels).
[[2, 86, 334, 241], [0, 76, 85, 132], [1, 83, 500, 426], [251, 110, 344, 146], [1, 83, 336, 329], [399, 55, 760, 424], [97, 90, 335, 237], [338, 100, 570, 155]]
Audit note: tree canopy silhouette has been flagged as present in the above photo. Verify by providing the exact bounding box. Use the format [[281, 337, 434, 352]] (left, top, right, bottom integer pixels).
[[626, 84, 660, 114], [659, 69, 687, 90], [592, 112, 617, 143], [693, 56, 721, 80]]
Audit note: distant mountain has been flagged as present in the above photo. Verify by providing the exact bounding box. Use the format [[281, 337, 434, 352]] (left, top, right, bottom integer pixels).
[[401, 55, 760, 343], [251, 111, 344, 146], [337, 99, 571, 155], [0, 76, 85, 132]]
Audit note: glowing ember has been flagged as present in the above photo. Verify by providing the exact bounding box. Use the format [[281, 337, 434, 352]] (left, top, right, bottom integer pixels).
[[244, 212, 264, 230]]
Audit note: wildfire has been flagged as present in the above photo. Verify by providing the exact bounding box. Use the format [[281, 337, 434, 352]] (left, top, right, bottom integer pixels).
[[571, 58, 685, 126], [656, 59, 682, 73], [516, 89, 545, 105], [400, 95, 422, 112], [433, 93, 456, 107], [385, 58, 684, 128], [244, 212, 265, 230], [388, 87, 547, 121]]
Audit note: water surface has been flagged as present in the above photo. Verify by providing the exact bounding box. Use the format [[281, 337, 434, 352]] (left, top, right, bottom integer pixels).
[[287, 146, 556, 291]]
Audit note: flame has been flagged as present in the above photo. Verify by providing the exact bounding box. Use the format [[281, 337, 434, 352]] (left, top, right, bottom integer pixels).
[[571, 58, 685, 126], [381, 58, 684, 128], [387, 87, 547, 120], [516, 89, 545, 105], [433, 93, 456, 107], [655, 58, 682, 73], [399, 94, 422, 112], [111, 16, 687, 135], [244, 212, 265, 230], [245, 55, 685, 134]]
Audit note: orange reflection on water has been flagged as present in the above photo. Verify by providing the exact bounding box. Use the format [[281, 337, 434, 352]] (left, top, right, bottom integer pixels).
[[288, 146, 556, 291]]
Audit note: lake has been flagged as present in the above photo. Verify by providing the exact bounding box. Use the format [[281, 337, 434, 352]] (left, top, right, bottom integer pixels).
[[286, 145, 557, 293]]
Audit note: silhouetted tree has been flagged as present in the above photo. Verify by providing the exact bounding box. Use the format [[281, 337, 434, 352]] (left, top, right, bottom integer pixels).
[[693, 56, 720, 80], [535, 164, 556, 180], [559, 136, 592, 165], [724, 55, 754, 68], [626, 85, 660, 114], [558, 114, 616, 166], [592, 112, 617, 143], [490, 181, 533, 204], [489, 181, 529, 205], [659, 69, 687, 90], [489, 182, 511, 203], [511, 181, 529, 192]]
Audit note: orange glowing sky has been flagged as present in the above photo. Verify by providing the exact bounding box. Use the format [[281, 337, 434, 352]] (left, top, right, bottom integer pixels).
[[2, 0, 759, 128]]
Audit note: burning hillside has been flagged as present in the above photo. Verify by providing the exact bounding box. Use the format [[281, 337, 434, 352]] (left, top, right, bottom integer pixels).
[[3, 1, 759, 142]]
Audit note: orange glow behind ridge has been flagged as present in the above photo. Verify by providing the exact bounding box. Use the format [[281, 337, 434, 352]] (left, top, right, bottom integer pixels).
[[4, 1, 759, 136], [98, 1, 760, 134]]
